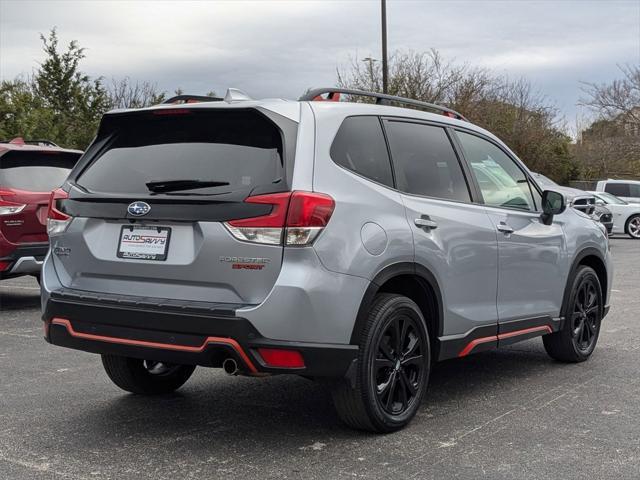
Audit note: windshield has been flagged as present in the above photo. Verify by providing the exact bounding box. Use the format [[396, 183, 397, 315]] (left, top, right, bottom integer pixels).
[[76, 109, 284, 196], [596, 192, 627, 205], [0, 150, 80, 191]]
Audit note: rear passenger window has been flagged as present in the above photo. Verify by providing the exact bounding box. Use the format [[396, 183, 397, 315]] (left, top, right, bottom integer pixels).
[[330, 116, 394, 187], [605, 183, 631, 197], [384, 121, 471, 202]]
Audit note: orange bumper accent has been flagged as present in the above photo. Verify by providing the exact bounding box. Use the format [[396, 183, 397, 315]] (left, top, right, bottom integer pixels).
[[51, 318, 258, 373]]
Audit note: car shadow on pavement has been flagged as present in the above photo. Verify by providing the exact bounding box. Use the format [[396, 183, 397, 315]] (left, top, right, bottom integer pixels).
[[0, 289, 41, 311], [60, 342, 562, 447]]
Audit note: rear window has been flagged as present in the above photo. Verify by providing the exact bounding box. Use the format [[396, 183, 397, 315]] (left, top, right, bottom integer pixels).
[[604, 183, 631, 197], [0, 151, 79, 191], [77, 109, 285, 196]]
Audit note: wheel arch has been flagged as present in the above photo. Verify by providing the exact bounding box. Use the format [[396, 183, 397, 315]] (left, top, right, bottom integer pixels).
[[350, 263, 444, 353], [562, 248, 608, 318]]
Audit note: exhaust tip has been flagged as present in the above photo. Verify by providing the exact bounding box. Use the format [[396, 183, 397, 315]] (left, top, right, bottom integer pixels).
[[222, 358, 239, 376]]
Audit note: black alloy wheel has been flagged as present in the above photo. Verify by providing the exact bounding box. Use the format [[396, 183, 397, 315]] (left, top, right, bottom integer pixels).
[[331, 294, 431, 432], [373, 314, 425, 415], [543, 265, 603, 362], [571, 276, 600, 354]]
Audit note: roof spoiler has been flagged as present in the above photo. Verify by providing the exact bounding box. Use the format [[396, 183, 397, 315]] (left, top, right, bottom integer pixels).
[[300, 88, 468, 121], [162, 88, 252, 105], [162, 94, 223, 104]]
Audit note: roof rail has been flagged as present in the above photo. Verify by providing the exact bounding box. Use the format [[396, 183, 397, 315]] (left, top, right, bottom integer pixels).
[[162, 94, 223, 105], [0, 137, 59, 147], [300, 88, 468, 121]]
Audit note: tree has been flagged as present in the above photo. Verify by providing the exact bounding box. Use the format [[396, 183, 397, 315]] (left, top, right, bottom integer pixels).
[[575, 65, 640, 179], [336, 50, 578, 184], [0, 28, 110, 149], [581, 64, 640, 124], [107, 77, 166, 109]]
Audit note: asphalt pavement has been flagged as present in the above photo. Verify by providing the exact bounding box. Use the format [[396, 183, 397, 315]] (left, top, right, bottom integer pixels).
[[1, 238, 639, 479]]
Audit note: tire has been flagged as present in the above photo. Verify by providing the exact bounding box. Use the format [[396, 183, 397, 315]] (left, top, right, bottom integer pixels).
[[625, 214, 640, 239], [101, 355, 196, 395], [543, 266, 603, 362], [331, 294, 431, 432]]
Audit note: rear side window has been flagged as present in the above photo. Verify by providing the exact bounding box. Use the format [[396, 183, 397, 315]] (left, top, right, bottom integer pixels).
[[330, 116, 394, 187], [77, 109, 285, 196], [0, 151, 80, 191], [384, 121, 471, 202], [604, 183, 631, 197]]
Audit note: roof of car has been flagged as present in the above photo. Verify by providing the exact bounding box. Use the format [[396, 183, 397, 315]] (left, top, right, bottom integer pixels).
[[103, 89, 482, 134], [601, 179, 640, 184], [0, 138, 83, 155]]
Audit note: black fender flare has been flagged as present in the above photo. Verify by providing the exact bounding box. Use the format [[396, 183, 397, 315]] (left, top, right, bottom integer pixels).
[[349, 262, 444, 344]]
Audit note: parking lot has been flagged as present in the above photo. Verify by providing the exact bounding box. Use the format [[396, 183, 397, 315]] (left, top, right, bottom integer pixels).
[[0, 238, 637, 479]]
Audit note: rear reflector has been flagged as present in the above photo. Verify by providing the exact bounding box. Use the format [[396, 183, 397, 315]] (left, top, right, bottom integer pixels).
[[257, 348, 305, 368], [0, 261, 11, 272], [47, 188, 72, 235], [224, 191, 334, 246]]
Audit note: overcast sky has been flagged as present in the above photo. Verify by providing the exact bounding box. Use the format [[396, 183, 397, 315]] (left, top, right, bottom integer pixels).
[[1, 0, 639, 126]]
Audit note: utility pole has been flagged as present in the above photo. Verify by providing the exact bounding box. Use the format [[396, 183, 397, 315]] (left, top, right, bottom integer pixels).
[[381, 0, 388, 94]]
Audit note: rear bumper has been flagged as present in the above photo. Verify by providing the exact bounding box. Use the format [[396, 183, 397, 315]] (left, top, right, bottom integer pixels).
[[42, 288, 358, 378], [0, 243, 48, 278]]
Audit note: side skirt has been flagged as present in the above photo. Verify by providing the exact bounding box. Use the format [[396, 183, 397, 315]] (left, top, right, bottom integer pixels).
[[437, 316, 563, 361]]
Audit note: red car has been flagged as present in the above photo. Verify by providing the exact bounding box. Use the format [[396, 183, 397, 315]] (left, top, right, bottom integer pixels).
[[0, 138, 82, 281]]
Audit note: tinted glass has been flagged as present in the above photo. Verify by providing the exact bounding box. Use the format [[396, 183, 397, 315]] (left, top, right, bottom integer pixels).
[[629, 184, 640, 197], [330, 116, 393, 187], [0, 151, 80, 191], [458, 131, 536, 211], [384, 121, 470, 202], [604, 183, 631, 197], [77, 110, 284, 196]]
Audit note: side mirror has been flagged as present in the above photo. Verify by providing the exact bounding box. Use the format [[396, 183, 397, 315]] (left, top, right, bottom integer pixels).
[[541, 190, 565, 225], [595, 199, 605, 206]]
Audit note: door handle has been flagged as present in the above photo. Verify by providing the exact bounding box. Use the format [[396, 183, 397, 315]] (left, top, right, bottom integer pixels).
[[414, 218, 438, 230], [496, 223, 514, 234]]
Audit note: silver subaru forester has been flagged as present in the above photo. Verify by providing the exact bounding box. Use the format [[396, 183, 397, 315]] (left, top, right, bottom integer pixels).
[[41, 88, 613, 432]]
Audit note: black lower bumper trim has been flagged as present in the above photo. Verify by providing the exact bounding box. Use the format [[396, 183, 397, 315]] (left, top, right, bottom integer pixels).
[[44, 292, 357, 378]]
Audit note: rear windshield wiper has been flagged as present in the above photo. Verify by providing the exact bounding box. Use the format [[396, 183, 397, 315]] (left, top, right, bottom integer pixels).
[[146, 179, 230, 193]]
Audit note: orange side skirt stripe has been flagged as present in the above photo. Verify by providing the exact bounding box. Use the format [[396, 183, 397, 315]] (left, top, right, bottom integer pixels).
[[458, 325, 553, 358]]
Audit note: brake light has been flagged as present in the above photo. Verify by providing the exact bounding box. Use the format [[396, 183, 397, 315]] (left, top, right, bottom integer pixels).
[[152, 109, 192, 116], [224, 191, 335, 246], [47, 188, 71, 235], [257, 348, 305, 368]]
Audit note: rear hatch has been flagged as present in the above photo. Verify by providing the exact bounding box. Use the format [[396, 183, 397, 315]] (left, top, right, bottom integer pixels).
[[0, 150, 80, 246], [54, 107, 297, 305]]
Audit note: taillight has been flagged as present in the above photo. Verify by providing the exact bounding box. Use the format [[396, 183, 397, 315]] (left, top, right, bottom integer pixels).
[[224, 191, 335, 246], [47, 188, 71, 236], [0, 201, 26, 216], [0, 189, 25, 216], [285, 192, 335, 245]]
